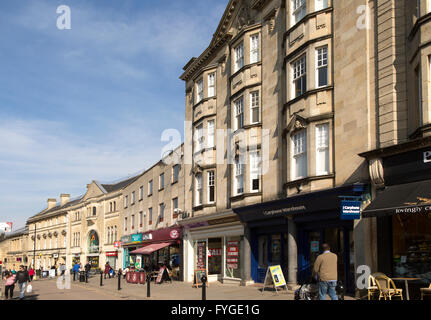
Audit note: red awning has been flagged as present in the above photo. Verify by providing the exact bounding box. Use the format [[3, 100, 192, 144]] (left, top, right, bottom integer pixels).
[[129, 242, 172, 255]]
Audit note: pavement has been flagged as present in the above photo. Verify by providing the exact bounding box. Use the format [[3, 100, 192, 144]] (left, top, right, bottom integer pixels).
[[0, 274, 358, 300]]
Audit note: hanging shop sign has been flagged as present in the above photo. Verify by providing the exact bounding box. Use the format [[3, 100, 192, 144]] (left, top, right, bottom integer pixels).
[[105, 252, 118, 257], [114, 241, 121, 248], [53, 254, 59, 259], [340, 200, 361, 220]]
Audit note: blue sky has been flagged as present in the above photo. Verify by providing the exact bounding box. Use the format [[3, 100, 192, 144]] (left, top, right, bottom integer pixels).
[[0, 0, 229, 230]]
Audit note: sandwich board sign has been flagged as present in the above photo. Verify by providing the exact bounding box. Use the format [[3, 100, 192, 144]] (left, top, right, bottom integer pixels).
[[262, 265, 288, 294], [192, 269, 209, 288]]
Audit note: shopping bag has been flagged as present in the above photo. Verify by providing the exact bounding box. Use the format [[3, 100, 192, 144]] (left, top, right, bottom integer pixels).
[[26, 284, 33, 293]]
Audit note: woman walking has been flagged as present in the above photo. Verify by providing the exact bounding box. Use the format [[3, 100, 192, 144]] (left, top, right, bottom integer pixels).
[[4, 271, 16, 300], [28, 267, 35, 282]]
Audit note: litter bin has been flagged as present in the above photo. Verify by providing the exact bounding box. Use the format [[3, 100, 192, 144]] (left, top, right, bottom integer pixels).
[[126, 272, 131, 283], [79, 271, 86, 282], [130, 272, 139, 284]]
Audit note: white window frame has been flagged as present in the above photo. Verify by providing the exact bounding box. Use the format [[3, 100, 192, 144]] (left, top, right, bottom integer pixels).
[[149, 208, 153, 225], [207, 170, 215, 203], [292, 54, 307, 99], [196, 78, 204, 103], [131, 191, 135, 204], [139, 186, 143, 200], [250, 34, 259, 64], [172, 197, 178, 216], [159, 203, 165, 221], [124, 217, 128, 232], [195, 123, 204, 152], [173, 164, 180, 183], [234, 42, 244, 72], [207, 120, 215, 148], [315, 123, 330, 175], [124, 195, 128, 208], [292, 0, 306, 26], [291, 130, 308, 180], [234, 157, 244, 195], [195, 174, 203, 206], [208, 72, 216, 97], [315, 0, 328, 11], [250, 91, 260, 124], [234, 97, 244, 130], [316, 46, 328, 88], [250, 151, 261, 192], [131, 214, 135, 230]]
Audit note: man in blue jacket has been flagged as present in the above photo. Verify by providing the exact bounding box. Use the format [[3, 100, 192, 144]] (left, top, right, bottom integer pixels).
[[72, 262, 80, 281]]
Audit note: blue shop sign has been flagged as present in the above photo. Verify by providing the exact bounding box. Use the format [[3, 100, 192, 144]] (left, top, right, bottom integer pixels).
[[341, 200, 361, 220]]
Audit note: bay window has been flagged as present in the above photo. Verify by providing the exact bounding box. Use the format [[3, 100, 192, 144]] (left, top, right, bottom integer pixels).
[[316, 46, 328, 88], [208, 170, 215, 203], [316, 123, 330, 175], [195, 174, 203, 206], [292, 0, 306, 25], [235, 42, 244, 72], [250, 91, 260, 124], [207, 120, 215, 148], [234, 97, 244, 130], [208, 72, 215, 97], [292, 55, 307, 98], [234, 158, 244, 195], [250, 151, 261, 192], [291, 130, 307, 180], [196, 79, 204, 103], [250, 34, 259, 64]]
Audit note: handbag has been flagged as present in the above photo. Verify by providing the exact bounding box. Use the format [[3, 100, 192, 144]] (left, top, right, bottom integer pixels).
[[26, 284, 33, 293]]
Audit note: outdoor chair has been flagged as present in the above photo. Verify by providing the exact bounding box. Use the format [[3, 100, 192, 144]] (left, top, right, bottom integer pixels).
[[420, 284, 431, 300], [368, 274, 379, 300], [375, 275, 403, 300]]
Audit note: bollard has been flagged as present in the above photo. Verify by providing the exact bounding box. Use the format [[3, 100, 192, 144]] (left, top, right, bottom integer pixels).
[[336, 281, 345, 301], [147, 273, 151, 297], [118, 272, 121, 291], [73, 272, 76, 282], [201, 276, 207, 301], [100, 271, 103, 286], [85, 272, 88, 283]]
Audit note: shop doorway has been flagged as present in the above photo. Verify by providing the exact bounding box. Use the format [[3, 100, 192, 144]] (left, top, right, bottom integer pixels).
[[255, 233, 289, 283], [298, 224, 355, 293]]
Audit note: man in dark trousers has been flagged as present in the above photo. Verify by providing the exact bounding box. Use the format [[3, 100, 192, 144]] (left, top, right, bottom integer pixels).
[[84, 262, 91, 280], [16, 265, 29, 300], [313, 243, 338, 300]]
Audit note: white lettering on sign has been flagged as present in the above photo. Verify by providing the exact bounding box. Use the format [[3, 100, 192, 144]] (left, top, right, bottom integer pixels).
[[424, 151, 431, 163]]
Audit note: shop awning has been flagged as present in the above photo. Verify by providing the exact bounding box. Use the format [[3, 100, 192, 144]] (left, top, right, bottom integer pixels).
[[129, 242, 172, 255], [362, 180, 431, 217]]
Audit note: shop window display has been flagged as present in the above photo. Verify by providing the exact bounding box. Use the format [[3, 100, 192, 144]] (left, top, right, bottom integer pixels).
[[208, 238, 222, 275], [225, 236, 241, 279], [393, 213, 431, 282]]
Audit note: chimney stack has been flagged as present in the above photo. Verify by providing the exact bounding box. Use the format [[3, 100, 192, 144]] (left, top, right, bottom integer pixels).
[[47, 198, 57, 210], [60, 194, 70, 206]]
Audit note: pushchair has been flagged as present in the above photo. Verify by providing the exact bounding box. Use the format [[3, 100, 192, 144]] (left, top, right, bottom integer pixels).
[[295, 277, 319, 300], [295, 277, 345, 300]]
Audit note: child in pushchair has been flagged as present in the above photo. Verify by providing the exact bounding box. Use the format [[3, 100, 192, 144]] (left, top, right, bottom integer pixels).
[[295, 277, 345, 300], [294, 277, 319, 300]]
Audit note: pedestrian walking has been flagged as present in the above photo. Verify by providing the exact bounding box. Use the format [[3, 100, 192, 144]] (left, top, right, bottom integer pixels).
[[28, 267, 35, 282], [312, 243, 338, 300], [60, 263, 66, 280], [84, 262, 91, 280], [15, 265, 29, 300], [104, 262, 111, 279], [4, 271, 16, 300], [72, 262, 80, 281]]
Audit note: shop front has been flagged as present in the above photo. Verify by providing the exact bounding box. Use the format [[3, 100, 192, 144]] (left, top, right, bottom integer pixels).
[[128, 226, 183, 280], [105, 251, 118, 270], [362, 146, 431, 286], [180, 211, 245, 284], [233, 183, 366, 293], [87, 230, 100, 269], [121, 233, 143, 269]]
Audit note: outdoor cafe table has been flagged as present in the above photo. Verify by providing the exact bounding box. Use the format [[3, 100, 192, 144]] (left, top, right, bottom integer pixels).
[[392, 278, 423, 300]]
